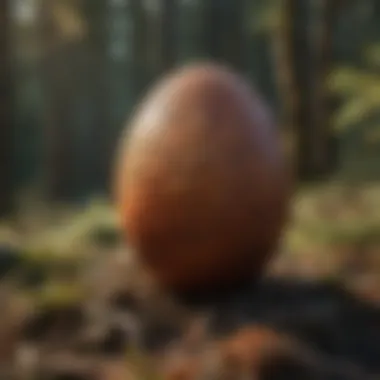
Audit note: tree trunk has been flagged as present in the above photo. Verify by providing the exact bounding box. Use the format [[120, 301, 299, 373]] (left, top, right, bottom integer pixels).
[[275, 0, 339, 180], [40, 48, 75, 200], [74, 0, 109, 194], [90, 1, 109, 193], [38, 0, 76, 200], [224, 0, 247, 72], [273, 0, 339, 180], [272, 0, 314, 179], [291, 0, 316, 179], [202, 0, 225, 61], [271, 0, 299, 164], [0, 0, 14, 214], [201, 0, 247, 71], [310, 0, 340, 177], [131, 0, 149, 99], [159, 0, 179, 73]]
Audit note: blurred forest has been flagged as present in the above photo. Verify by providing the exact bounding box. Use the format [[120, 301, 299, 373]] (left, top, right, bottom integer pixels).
[[1, 0, 380, 212], [1, 1, 380, 379]]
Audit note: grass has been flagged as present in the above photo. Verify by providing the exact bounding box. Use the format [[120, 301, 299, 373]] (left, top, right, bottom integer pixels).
[[0, 183, 379, 308]]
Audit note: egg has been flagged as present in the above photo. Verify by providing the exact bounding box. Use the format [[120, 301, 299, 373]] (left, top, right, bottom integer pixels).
[[114, 63, 291, 293]]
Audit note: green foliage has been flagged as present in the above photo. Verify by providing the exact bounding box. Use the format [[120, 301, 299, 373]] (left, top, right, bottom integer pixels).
[[286, 184, 380, 251], [329, 45, 380, 140], [0, 183, 379, 320], [33, 280, 87, 308], [22, 197, 120, 263]]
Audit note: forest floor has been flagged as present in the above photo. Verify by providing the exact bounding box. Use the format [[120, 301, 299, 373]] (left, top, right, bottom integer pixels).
[[0, 183, 379, 380]]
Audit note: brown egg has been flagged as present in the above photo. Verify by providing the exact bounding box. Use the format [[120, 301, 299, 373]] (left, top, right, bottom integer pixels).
[[114, 63, 291, 293]]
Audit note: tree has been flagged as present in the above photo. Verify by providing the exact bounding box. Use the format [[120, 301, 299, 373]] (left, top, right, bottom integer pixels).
[[0, 0, 13, 214], [83, 0, 109, 194], [38, 0, 77, 199], [309, 0, 340, 177], [224, 0, 247, 72], [131, 0, 149, 98], [201, 0, 225, 61], [267, 0, 314, 178], [39, 0, 102, 199], [269, 0, 298, 162], [285, 0, 318, 179], [159, 0, 179, 73], [176, 0, 203, 62], [261, 0, 340, 179], [201, 0, 248, 71]]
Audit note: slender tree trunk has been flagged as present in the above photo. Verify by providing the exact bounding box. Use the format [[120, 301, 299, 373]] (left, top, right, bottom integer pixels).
[[39, 0, 74, 200], [272, 0, 314, 179], [159, 0, 178, 73], [41, 49, 75, 200], [274, 0, 339, 180], [311, 0, 340, 176], [83, 0, 109, 193], [291, 0, 316, 179], [224, 0, 247, 72], [0, 0, 13, 214], [202, 0, 247, 71], [131, 0, 149, 99], [177, 0, 203, 62], [275, 0, 339, 179], [202, 0, 225, 61], [271, 0, 299, 163]]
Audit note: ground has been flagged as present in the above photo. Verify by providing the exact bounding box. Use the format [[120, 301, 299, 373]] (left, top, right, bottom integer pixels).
[[0, 183, 379, 379]]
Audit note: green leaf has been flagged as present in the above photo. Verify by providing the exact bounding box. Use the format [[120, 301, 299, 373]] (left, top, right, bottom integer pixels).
[[328, 67, 377, 97], [333, 97, 377, 131]]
